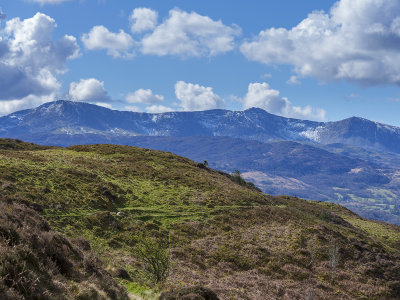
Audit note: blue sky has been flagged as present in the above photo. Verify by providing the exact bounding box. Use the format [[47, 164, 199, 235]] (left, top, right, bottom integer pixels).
[[1, 0, 400, 126]]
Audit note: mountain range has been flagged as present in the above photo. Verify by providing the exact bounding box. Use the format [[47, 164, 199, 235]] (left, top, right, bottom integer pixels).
[[2, 100, 400, 153], [1, 100, 400, 224]]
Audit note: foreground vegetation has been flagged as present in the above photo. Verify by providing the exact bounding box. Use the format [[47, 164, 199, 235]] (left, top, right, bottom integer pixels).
[[0, 139, 399, 299], [0, 200, 128, 299]]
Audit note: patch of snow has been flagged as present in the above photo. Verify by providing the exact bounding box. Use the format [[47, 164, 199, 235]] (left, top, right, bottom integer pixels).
[[56, 127, 137, 136], [8, 115, 23, 121], [292, 122, 306, 128], [349, 168, 363, 174], [376, 122, 400, 133], [199, 118, 219, 130], [299, 126, 324, 142], [109, 128, 138, 136], [151, 112, 177, 122]]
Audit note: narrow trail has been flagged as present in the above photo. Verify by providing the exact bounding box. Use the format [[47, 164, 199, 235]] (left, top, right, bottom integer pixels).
[[129, 293, 143, 300]]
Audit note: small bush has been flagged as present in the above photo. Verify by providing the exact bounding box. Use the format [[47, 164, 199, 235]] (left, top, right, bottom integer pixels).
[[134, 235, 170, 285], [231, 170, 247, 186]]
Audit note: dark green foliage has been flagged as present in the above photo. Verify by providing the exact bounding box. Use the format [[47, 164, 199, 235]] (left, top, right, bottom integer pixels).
[[230, 169, 261, 191], [231, 170, 246, 185], [319, 210, 334, 222]]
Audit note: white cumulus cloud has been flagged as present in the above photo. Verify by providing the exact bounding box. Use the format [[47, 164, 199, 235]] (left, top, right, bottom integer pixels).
[[124, 105, 140, 112], [95, 102, 113, 109], [175, 81, 225, 111], [130, 8, 158, 33], [0, 93, 57, 116], [145, 105, 175, 113], [0, 96, 52, 116], [67, 78, 110, 102], [81, 25, 134, 58], [241, 0, 400, 86], [0, 12, 79, 101], [126, 88, 164, 104], [243, 82, 326, 120], [140, 9, 241, 57]]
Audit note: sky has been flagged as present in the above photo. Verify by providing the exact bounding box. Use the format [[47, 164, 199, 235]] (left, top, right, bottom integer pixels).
[[1, 0, 400, 126]]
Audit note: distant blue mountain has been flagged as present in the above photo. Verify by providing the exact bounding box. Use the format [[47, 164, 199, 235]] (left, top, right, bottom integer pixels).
[[1, 100, 400, 153], [1, 100, 400, 225]]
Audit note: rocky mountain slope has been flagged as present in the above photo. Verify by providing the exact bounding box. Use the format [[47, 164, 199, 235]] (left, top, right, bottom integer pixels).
[[1, 100, 400, 153], [0, 139, 399, 299]]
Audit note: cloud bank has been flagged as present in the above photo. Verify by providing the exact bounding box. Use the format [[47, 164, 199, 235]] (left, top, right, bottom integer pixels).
[[81, 25, 134, 58], [241, 0, 400, 85], [0, 12, 79, 115], [67, 78, 110, 102], [121, 81, 325, 119], [83, 8, 240, 59], [145, 105, 175, 113], [126, 88, 164, 104], [140, 9, 241, 57], [175, 81, 225, 111], [243, 83, 326, 120]]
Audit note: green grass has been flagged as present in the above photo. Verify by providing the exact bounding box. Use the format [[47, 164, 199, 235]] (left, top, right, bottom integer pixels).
[[125, 281, 158, 298], [341, 215, 400, 250], [0, 141, 400, 299], [0, 143, 268, 296]]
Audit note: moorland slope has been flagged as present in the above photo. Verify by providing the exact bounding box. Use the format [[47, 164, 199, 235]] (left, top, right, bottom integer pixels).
[[0, 139, 399, 299]]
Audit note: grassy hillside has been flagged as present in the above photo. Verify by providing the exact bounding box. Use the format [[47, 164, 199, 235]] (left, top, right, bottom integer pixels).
[[0, 139, 399, 299], [28, 134, 400, 225]]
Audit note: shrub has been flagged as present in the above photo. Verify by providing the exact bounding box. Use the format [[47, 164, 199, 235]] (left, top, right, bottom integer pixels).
[[134, 235, 170, 285], [230, 170, 261, 191], [231, 170, 246, 186]]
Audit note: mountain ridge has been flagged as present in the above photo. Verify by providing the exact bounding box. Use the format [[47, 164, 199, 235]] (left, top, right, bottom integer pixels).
[[2, 100, 400, 153]]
